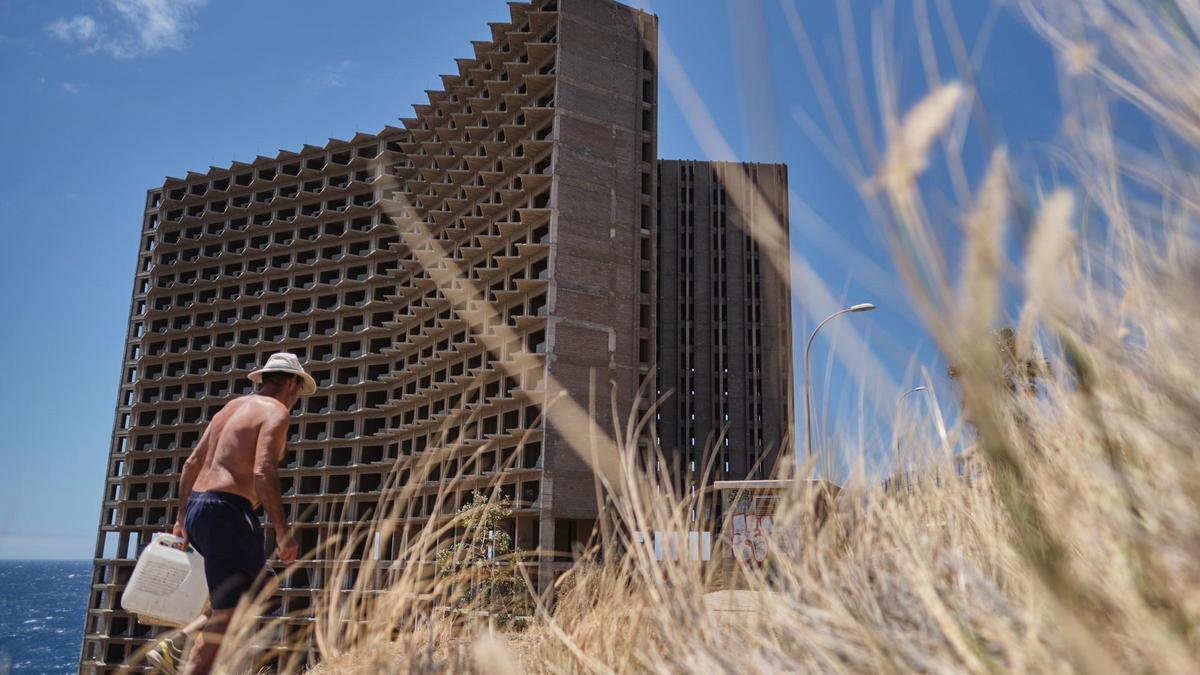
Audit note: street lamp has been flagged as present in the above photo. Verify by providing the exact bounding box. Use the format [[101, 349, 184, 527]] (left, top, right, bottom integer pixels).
[[892, 386, 928, 457], [802, 303, 876, 471], [899, 386, 928, 405]]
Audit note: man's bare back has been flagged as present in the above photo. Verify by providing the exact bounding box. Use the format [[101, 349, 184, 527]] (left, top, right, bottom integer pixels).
[[190, 394, 290, 507]]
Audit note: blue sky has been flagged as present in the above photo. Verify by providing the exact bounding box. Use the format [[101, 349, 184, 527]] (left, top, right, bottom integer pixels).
[[0, 0, 1061, 558]]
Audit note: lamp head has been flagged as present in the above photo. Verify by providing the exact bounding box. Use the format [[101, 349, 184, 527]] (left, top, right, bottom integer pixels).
[[849, 303, 876, 312]]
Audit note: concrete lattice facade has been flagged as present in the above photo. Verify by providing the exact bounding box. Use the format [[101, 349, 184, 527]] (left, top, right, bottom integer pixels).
[[80, 0, 789, 671]]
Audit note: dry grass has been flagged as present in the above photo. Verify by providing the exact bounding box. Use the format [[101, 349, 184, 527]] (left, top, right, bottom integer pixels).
[[139, 1, 1200, 672]]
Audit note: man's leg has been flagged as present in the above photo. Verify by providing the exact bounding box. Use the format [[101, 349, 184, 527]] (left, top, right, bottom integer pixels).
[[148, 612, 207, 674], [185, 607, 234, 675], [177, 604, 210, 655]]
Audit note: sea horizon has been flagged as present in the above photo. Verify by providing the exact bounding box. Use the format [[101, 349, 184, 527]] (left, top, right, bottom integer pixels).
[[0, 559, 90, 562], [0, 559, 91, 673]]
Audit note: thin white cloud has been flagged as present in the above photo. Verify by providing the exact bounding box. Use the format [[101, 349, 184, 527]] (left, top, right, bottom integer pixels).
[[310, 60, 356, 88], [46, 15, 98, 42], [45, 0, 205, 59], [109, 0, 205, 55], [61, 82, 81, 95], [2, 31, 43, 56]]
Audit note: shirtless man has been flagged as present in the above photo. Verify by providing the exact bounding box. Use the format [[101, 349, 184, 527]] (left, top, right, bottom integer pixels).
[[167, 352, 315, 675]]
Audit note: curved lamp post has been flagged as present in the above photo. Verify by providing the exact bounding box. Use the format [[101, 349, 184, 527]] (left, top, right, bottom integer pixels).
[[899, 385, 928, 406], [892, 385, 928, 456], [801, 303, 876, 471]]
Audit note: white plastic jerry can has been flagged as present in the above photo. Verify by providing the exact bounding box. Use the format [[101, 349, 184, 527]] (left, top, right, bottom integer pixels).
[[121, 533, 209, 627]]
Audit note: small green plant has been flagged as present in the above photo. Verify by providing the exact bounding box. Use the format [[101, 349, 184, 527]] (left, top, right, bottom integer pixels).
[[435, 492, 530, 624]]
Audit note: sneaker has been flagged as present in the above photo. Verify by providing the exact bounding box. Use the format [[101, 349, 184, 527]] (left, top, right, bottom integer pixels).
[[147, 636, 183, 674]]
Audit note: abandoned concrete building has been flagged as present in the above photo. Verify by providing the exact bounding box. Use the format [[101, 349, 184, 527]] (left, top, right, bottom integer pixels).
[[656, 160, 793, 491], [79, 0, 792, 670]]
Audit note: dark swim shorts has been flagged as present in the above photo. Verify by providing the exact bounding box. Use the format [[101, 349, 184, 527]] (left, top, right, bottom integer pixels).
[[183, 491, 268, 610]]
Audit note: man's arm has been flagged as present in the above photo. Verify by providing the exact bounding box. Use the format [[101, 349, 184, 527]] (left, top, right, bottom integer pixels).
[[253, 409, 298, 564], [171, 425, 212, 543]]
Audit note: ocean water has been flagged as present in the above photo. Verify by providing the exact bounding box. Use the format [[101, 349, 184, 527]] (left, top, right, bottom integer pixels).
[[0, 560, 91, 674]]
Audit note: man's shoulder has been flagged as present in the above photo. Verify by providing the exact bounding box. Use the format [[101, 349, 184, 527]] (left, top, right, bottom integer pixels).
[[226, 395, 288, 423], [247, 395, 291, 424]]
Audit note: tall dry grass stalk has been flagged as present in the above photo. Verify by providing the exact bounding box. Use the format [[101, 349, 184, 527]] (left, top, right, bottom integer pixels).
[[135, 1, 1200, 672]]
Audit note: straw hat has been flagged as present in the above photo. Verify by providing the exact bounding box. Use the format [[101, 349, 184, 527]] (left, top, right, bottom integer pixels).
[[249, 352, 317, 395]]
